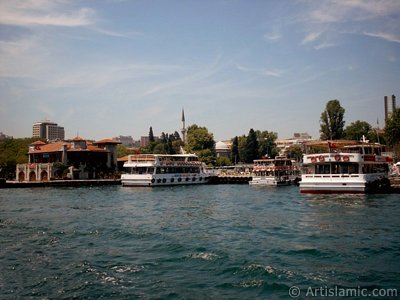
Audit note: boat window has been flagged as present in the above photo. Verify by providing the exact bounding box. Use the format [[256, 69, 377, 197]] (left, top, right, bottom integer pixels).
[[362, 163, 389, 174], [331, 163, 359, 174], [130, 167, 151, 174], [315, 164, 330, 174], [156, 167, 166, 174], [302, 166, 314, 174]]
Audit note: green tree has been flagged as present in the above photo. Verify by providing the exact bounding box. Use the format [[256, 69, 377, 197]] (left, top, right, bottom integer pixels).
[[149, 126, 155, 143], [256, 130, 278, 158], [153, 143, 166, 154], [231, 136, 239, 164], [215, 156, 232, 166], [237, 135, 247, 163], [244, 128, 259, 163], [344, 120, 373, 141], [117, 144, 134, 158], [186, 124, 216, 165], [385, 108, 400, 152], [286, 145, 303, 161], [320, 100, 345, 140], [0, 137, 39, 179]]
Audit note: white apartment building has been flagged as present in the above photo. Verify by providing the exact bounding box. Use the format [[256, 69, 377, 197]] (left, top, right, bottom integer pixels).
[[32, 120, 65, 141]]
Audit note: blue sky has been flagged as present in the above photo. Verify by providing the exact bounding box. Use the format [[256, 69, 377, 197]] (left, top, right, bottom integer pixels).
[[0, 0, 399, 141]]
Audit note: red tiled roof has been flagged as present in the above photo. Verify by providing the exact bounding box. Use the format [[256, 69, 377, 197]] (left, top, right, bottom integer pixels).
[[72, 136, 85, 141], [29, 141, 108, 153], [29, 141, 65, 153], [87, 144, 108, 152], [117, 155, 129, 162], [31, 140, 46, 145]]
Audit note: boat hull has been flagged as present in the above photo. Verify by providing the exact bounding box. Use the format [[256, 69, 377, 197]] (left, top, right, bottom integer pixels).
[[299, 174, 391, 194], [121, 174, 210, 187], [249, 177, 292, 186]]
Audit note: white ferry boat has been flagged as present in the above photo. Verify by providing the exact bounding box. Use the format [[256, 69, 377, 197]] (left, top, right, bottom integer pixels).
[[249, 156, 300, 186], [121, 154, 211, 187], [299, 140, 393, 194]]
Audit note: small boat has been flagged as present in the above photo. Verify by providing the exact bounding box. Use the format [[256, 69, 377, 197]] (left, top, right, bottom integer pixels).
[[121, 154, 210, 187], [249, 156, 300, 186], [299, 138, 393, 194]]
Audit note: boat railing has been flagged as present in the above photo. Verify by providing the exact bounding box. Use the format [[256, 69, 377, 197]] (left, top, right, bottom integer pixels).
[[128, 154, 155, 163], [159, 161, 202, 166], [303, 174, 360, 179]]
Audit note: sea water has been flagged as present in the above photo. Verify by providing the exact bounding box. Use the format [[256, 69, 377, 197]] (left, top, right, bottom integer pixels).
[[0, 185, 399, 299]]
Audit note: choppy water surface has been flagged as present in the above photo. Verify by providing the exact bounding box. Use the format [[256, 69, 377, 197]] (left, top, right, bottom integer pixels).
[[1, 185, 399, 299]]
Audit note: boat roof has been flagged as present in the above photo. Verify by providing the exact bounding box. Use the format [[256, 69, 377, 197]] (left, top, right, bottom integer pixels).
[[129, 153, 197, 157], [304, 140, 384, 148], [254, 156, 290, 162], [126, 153, 198, 161]]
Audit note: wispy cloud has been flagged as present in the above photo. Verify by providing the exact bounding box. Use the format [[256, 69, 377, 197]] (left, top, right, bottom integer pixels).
[[301, 31, 322, 45], [236, 64, 284, 77], [0, 1, 94, 27], [298, 0, 400, 48], [88, 26, 143, 38], [363, 32, 400, 44], [140, 56, 223, 97], [304, 0, 400, 24]]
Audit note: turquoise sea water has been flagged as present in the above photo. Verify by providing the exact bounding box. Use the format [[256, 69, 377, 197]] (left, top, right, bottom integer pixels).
[[0, 185, 399, 299]]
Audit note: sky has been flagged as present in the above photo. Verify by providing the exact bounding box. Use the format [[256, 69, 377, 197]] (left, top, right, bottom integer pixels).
[[0, 0, 399, 141]]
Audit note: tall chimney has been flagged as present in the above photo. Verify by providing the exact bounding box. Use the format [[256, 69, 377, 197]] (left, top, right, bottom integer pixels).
[[392, 94, 396, 111], [384, 96, 388, 122]]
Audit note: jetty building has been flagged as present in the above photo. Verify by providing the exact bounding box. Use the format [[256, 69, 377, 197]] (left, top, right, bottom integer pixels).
[[16, 137, 120, 181]]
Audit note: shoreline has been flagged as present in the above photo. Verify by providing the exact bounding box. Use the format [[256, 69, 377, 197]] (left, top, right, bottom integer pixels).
[[1, 179, 121, 188], [1, 177, 399, 193]]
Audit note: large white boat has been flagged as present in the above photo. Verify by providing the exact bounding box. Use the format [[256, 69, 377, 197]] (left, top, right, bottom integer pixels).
[[249, 156, 300, 186], [299, 140, 393, 194], [121, 154, 211, 187]]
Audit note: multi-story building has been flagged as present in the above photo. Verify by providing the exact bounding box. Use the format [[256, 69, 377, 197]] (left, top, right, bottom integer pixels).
[[114, 135, 134, 147], [32, 120, 65, 141], [276, 132, 314, 157], [16, 137, 121, 181], [384, 95, 396, 122]]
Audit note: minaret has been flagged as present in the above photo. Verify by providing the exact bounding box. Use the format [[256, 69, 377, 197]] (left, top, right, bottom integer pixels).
[[181, 108, 187, 144]]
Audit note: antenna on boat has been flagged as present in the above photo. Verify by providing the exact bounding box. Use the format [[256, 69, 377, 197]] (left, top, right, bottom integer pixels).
[[360, 135, 369, 143], [376, 118, 381, 145], [180, 146, 186, 154]]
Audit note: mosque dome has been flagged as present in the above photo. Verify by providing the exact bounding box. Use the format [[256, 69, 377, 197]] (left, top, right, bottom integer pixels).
[[215, 141, 230, 150]]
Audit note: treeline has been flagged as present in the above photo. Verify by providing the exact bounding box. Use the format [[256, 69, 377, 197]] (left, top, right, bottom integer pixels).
[[319, 100, 400, 160], [0, 137, 41, 179], [117, 125, 287, 166], [2, 100, 399, 178]]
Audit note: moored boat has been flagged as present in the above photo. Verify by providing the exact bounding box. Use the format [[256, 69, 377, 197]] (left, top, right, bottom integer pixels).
[[299, 139, 393, 194], [249, 156, 300, 186], [121, 154, 210, 187]]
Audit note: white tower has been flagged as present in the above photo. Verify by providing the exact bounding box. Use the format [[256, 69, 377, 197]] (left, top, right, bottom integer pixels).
[[181, 108, 187, 144]]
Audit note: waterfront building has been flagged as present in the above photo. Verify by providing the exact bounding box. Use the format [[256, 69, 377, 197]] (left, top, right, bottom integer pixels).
[[215, 141, 231, 159], [92, 139, 121, 171], [276, 132, 314, 156], [16, 137, 120, 181], [32, 120, 65, 141]]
